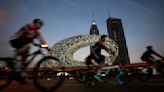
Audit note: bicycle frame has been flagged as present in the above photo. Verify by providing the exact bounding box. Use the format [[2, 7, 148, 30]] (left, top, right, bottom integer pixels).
[[96, 65, 124, 82], [0, 45, 46, 73], [20, 49, 45, 71], [100, 65, 121, 76], [75, 65, 125, 85]]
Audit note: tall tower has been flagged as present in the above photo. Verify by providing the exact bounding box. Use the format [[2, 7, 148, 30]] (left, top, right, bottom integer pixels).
[[89, 11, 99, 53], [90, 11, 99, 35], [90, 20, 99, 35], [106, 16, 130, 64]]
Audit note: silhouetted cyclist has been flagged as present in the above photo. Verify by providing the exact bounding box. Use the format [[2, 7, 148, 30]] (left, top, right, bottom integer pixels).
[[86, 35, 111, 67], [85, 35, 114, 82], [9, 19, 49, 84], [141, 46, 164, 75], [141, 46, 163, 63]]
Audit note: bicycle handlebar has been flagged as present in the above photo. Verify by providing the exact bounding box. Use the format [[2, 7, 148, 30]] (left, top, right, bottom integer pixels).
[[33, 43, 51, 51], [33, 43, 41, 47]]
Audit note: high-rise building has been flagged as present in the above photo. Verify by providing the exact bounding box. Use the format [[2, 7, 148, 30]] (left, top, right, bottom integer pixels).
[[90, 11, 99, 35], [90, 20, 99, 35], [106, 17, 130, 64], [89, 20, 99, 53]]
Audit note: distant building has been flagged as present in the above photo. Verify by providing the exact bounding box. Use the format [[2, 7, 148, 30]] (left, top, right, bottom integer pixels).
[[89, 20, 99, 53], [89, 20, 99, 35], [106, 17, 130, 64]]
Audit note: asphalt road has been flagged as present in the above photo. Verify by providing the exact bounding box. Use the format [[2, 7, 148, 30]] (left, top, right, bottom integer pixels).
[[1, 78, 164, 92]]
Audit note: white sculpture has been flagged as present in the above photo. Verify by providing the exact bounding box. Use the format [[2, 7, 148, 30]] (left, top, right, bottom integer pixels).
[[48, 35, 119, 67]]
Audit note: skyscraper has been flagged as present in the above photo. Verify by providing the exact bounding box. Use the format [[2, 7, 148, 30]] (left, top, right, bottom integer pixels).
[[106, 17, 130, 64], [90, 20, 99, 35], [90, 11, 99, 35], [89, 19, 99, 53]]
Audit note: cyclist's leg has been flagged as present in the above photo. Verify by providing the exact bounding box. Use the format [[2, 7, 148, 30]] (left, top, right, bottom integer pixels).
[[14, 44, 31, 84], [147, 58, 155, 75], [15, 47, 28, 73], [114, 68, 125, 84], [16, 44, 31, 63], [95, 55, 105, 69], [94, 56, 104, 73], [94, 55, 106, 82], [85, 55, 93, 69]]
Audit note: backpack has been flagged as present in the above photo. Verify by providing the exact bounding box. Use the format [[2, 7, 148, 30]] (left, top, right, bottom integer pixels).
[[9, 37, 23, 49], [9, 28, 33, 49]]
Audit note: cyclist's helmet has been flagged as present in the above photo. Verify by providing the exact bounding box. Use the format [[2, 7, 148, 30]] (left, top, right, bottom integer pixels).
[[101, 35, 107, 39], [33, 19, 44, 25], [146, 45, 152, 50]]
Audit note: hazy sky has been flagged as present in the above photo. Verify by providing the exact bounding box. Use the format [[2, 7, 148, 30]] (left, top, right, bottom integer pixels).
[[0, 0, 164, 63]]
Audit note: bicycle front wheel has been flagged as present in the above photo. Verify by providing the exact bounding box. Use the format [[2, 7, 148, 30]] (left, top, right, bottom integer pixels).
[[33, 56, 64, 92]]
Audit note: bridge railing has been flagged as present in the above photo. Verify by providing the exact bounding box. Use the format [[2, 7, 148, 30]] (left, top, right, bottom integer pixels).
[[0, 61, 163, 78]]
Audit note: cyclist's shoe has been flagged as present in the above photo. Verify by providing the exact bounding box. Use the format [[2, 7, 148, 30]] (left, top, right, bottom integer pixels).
[[94, 75, 104, 82], [115, 78, 124, 85], [91, 81, 95, 86]]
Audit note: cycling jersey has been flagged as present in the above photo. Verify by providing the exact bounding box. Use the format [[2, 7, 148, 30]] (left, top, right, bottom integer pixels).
[[19, 24, 45, 44], [141, 50, 156, 60], [10, 23, 46, 48], [86, 42, 108, 65], [141, 49, 163, 63], [91, 42, 109, 56]]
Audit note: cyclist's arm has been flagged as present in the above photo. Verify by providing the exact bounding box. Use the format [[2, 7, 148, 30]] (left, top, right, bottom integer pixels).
[[35, 31, 45, 44], [91, 49, 100, 59], [152, 50, 163, 59], [156, 53, 163, 59], [102, 44, 114, 55], [90, 43, 100, 58], [35, 31, 50, 50]]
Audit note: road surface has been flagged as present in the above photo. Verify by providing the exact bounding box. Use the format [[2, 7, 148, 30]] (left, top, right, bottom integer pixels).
[[1, 78, 164, 92]]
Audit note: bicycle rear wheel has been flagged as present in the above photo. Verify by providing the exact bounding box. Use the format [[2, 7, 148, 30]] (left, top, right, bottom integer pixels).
[[117, 70, 131, 85], [33, 56, 64, 92], [74, 69, 87, 83], [136, 67, 151, 81], [0, 58, 13, 90]]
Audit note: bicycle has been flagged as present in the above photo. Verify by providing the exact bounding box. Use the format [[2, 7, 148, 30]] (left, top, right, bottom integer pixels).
[[0, 43, 63, 92], [118, 59, 164, 83], [74, 64, 130, 86], [132, 59, 164, 81]]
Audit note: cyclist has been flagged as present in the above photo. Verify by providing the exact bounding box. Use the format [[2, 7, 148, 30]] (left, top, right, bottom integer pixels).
[[85, 35, 114, 82], [141, 45, 164, 75], [9, 19, 49, 84]]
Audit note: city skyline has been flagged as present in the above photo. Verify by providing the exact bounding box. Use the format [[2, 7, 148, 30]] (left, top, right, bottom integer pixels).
[[0, 0, 164, 64]]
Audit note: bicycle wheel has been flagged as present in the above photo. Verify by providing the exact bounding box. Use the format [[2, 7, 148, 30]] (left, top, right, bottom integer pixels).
[[157, 64, 164, 76], [117, 69, 131, 85], [74, 69, 87, 83], [85, 71, 97, 86], [0, 58, 13, 90], [33, 56, 64, 92], [136, 67, 151, 81]]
